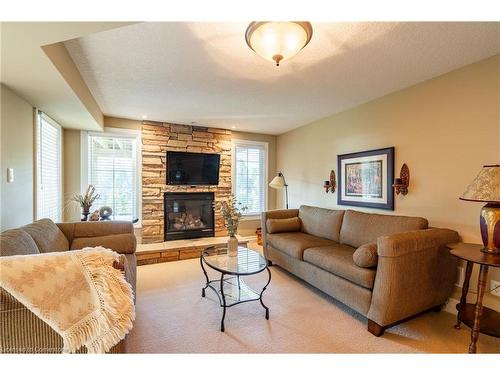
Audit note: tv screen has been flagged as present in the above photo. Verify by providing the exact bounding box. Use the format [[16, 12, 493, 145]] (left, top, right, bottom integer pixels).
[[167, 151, 220, 185]]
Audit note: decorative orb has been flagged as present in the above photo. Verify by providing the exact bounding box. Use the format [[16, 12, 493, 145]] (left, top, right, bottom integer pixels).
[[99, 206, 113, 220]]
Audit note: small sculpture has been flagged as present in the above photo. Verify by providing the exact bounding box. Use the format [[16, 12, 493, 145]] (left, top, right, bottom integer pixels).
[[99, 206, 112, 220], [89, 210, 100, 221]]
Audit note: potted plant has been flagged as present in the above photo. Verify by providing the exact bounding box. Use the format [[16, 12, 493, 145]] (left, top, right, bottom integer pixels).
[[72, 185, 100, 221], [213, 195, 247, 256]]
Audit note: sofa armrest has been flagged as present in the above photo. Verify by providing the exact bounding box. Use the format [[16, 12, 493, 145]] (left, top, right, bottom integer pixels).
[[0, 258, 128, 353], [113, 253, 126, 273], [113, 253, 136, 302], [59, 221, 137, 254], [71, 221, 135, 238], [0, 287, 64, 353], [377, 228, 459, 258], [367, 228, 459, 327], [261, 209, 299, 259]]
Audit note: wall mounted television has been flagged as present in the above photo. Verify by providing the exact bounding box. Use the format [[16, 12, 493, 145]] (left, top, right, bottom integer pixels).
[[167, 151, 220, 185]]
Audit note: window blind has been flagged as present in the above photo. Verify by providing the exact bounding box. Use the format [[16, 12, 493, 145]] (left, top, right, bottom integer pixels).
[[233, 142, 267, 216], [88, 134, 138, 221], [36, 112, 62, 221]]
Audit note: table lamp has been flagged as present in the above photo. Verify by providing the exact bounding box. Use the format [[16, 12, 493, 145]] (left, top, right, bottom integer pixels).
[[460, 164, 500, 254], [269, 172, 289, 209]]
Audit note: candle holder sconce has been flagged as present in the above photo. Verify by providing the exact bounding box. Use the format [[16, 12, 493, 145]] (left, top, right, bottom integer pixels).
[[393, 163, 410, 195], [324, 170, 336, 193]]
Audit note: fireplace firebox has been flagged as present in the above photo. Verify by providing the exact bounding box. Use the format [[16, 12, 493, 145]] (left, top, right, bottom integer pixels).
[[164, 192, 215, 241]]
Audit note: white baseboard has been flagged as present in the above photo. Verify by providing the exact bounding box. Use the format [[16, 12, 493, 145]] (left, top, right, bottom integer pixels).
[[443, 297, 459, 315]]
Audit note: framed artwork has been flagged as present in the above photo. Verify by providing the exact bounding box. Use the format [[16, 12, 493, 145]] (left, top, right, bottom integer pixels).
[[337, 147, 394, 210]]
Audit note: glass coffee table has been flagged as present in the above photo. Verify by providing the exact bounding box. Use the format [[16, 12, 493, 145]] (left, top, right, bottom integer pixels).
[[200, 246, 271, 332]]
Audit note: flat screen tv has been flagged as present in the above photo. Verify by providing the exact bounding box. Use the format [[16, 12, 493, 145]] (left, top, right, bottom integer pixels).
[[167, 151, 220, 185]]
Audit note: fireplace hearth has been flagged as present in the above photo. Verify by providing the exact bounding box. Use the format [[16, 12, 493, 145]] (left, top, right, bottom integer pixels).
[[164, 192, 215, 241]]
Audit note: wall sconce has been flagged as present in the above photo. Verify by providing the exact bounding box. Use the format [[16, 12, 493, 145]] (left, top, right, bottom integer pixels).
[[324, 170, 336, 193], [393, 163, 410, 195]]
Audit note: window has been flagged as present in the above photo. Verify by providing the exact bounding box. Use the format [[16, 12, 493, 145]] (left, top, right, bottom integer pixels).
[[232, 140, 268, 216], [86, 130, 140, 221], [36, 111, 62, 221]]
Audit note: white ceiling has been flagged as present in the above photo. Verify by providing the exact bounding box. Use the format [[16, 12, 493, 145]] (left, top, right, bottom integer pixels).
[[65, 22, 500, 135]]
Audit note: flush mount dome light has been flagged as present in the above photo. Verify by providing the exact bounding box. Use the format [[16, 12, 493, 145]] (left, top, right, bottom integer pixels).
[[245, 21, 313, 66]]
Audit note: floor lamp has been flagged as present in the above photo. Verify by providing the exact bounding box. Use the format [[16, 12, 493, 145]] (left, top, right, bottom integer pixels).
[[269, 172, 289, 209]]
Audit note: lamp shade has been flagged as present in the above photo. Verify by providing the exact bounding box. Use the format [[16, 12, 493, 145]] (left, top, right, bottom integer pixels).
[[460, 165, 500, 203], [269, 174, 286, 189]]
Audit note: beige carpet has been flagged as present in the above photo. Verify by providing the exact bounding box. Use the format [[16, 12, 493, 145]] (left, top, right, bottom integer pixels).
[[127, 245, 500, 353]]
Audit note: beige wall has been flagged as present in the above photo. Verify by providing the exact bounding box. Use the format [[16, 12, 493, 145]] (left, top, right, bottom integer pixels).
[[63, 117, 277, 236], [63, 129, 82, 221], [0, 84, 35, 230], [276, 55, 500, 310], [232, 130, 277, 236]]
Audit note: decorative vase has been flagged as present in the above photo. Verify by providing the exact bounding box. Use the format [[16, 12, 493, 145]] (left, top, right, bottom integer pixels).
[[227, 235, 238, 257], [81, 208, 90, 221]]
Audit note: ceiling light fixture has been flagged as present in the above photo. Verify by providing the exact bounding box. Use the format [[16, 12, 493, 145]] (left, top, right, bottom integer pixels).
[[245, 21, 313, 66]]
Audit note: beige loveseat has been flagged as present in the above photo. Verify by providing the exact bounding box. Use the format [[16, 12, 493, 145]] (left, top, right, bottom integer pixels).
[[0, 219, 137, 353], [261, 206, 459, 336]]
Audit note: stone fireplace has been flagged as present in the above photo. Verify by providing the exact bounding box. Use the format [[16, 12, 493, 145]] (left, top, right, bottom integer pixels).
[[141, 120, 231, 243], [164, 192, 215, 241]]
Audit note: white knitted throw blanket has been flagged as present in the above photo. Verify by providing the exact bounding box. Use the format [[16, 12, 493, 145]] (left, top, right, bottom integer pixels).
[[0, 247, 135, 353]]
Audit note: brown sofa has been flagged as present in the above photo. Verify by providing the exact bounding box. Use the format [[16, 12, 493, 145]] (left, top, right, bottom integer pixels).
[[261, 205, 459, 336], [0, 219, 137, 353]]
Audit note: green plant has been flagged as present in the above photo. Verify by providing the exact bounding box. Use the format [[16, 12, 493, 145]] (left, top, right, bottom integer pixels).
[[72, 185, 100, 212], [213, 195, 247, 237]]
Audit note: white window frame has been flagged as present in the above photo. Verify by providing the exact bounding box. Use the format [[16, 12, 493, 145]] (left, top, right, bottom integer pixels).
[[34, 110, 63, 222], [81, 127, 142, 227], [231, 139, 268, 219]]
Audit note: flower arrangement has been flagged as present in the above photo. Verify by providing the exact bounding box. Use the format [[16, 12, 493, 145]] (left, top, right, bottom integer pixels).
[[72, 185, 100, 220], [213, 195, 247, 237]]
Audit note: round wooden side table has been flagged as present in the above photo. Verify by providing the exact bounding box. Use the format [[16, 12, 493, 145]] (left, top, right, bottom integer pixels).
[[450, 243, 500, 353]]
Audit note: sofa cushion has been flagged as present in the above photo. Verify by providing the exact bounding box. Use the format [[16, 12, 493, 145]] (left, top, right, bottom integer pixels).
[[353, 242, 378, 268], [0, 229, 40, 257], [267, 232, 335, 260], [266, 217, 301, 234], [299, 205, 345, 242], [22, 219, 69, 253], [71, 233, 136, 254], [303, 244, 377, 289], [339, 210, 428, 248]]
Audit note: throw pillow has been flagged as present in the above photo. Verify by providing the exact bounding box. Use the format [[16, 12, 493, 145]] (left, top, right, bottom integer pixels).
[[353, 242, 378, 268], [266, 217, 301, 234]]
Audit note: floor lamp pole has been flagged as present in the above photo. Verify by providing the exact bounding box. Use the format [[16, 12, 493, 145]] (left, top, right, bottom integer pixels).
[[284, 184, 289, 209], [280, 172, 289, 209]]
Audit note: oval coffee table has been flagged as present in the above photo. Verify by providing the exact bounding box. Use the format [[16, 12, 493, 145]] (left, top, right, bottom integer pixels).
[[200, 246, 271, 332]]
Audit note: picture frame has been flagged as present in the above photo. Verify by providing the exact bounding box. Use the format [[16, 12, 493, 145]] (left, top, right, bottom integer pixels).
[[337, 147, 394, 210]]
